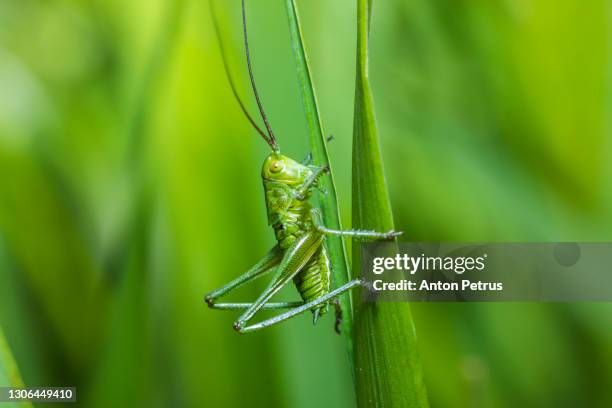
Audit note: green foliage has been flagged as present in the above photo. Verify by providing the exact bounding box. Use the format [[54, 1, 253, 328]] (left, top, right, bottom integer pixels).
[[284, 0, 354, 358], [0, 327, 31, 408], [351, 0, 429, 406], [0, 0, 610, 407]]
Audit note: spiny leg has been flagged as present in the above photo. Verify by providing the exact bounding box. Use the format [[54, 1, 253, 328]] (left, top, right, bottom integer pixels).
[[210, 302, 303, 310], [318, 226, 402, 240], [301, 134, 335, 165], [205, 245, 282, 307], [234, 232, 324, 332], [301, 152, 313, 166], [295, 165, 329, 200], [311, 208, 402, 240], [238, 279, 363, 333]]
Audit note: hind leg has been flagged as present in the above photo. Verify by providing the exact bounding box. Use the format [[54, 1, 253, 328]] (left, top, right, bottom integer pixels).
[[237, 279, 363, 333], [204, 245, 282, 307]]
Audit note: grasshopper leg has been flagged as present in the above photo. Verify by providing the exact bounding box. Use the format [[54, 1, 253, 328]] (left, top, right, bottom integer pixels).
[[301, 135, 334, 165], [204, 245, 282, 307], [301, 152, 313, 166], [209, 302, 303, 310], [238, 279, 363, 334], [233, 232, 324, 332], [295, 165, 329, 200], [317, 226, 402, 240], [310, 208, 402, 240]]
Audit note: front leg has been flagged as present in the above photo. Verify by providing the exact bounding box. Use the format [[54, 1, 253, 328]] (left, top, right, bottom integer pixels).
[[301, 152, 313, 166], [301, 135, 335, 165], [295, 165, 329, 200], [311, 208, 402, 240]]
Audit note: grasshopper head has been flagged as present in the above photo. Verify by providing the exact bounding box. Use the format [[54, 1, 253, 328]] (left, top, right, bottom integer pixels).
[[262, 153, 312, 185]]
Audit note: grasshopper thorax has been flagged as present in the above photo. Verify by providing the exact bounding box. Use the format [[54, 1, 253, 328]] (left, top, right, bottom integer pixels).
[[261, 153, 312, 186]]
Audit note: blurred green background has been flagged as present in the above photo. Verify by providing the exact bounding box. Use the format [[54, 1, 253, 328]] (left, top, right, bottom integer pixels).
[[0, 0, 611, 407]]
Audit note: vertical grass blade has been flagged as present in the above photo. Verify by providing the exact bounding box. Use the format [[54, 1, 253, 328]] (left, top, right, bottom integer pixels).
[[284, 0, 354, 357], [0, 327, 32, 408], [351, 0, 429, 407]]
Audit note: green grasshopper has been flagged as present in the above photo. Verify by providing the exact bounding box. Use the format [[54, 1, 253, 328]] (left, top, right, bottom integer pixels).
[[205, 0, 401, 334]]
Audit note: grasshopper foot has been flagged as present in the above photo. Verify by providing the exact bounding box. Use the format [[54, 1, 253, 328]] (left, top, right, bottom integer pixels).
[[204, 294, 215, 308], [333, 299, 343, 335], [385, 230, 404, 240]]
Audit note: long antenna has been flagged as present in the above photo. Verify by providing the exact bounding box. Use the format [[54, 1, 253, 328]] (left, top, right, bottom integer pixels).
[[241, 0, 279, 152], [210, 1, 277, 149]]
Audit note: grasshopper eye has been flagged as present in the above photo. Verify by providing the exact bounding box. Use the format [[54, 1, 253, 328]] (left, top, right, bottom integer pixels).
[[270, 161, 284, 174]]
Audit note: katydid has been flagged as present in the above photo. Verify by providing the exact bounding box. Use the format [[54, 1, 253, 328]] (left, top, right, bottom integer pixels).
[[205, 0, 401, 334]]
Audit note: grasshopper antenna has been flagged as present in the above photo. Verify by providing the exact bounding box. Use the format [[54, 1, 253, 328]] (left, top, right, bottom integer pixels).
[[241, 0, 279, 152], [210, 0, 277, 150]]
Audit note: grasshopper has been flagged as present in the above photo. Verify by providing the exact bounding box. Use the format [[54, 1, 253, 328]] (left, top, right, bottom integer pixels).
[[205, 0, 401, 334]]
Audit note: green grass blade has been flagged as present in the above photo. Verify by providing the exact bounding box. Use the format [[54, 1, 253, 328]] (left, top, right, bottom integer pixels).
[[351, 0, 429, 407], [0, 327, 32, 408], [284, 0, 354, 357]]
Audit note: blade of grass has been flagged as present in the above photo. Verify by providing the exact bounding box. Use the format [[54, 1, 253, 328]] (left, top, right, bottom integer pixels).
[[0, 327, 32, 408], [284, 0, 354, 359], [351, 0, 429, 407]]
